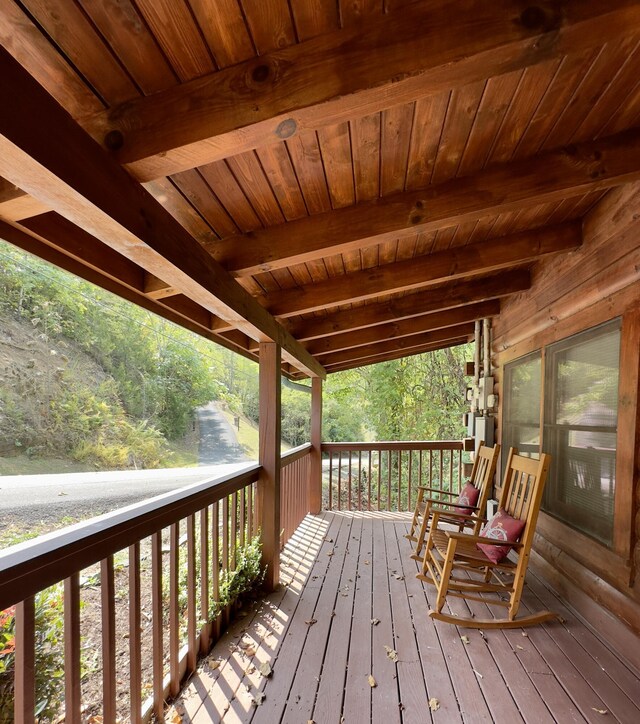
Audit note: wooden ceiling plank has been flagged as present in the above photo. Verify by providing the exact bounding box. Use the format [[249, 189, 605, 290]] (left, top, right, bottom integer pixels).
[[0, 46, 324, 378], [485, 58, 561, 165], [289, 0, 340, 41], [321, 338, 469, 375], [255, 143, 308, 221], [304, 299, 500, 356], [212, 128, 640, 276], [285, 129, 333, 215], [77, 0, 177, 95], [0, 0, 102, 118], [340, 0, 382, 28], [430, 80, 486, 185], [240, 0, 297, 55], [168, 170, 237, 238], [226, 152, 286, 226], [284, 269, 530, 341], [316, 323, 475, 365], [132, 0, 216, 81], [19, 0, 138, 104], [317, 122, 356, 209], [405, 93, 450, 191], [81, 0, 640, 181], [188, 0, 256, 68], [541, 34, 640, 150], [380, 103, 415, 195], [350, 113, 381, 203], [265, 222, 580, 317], [198, 161, 262, 233]]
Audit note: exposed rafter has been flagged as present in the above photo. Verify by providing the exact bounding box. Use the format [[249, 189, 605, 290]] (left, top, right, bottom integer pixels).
[[209, 129, 640, 277], [0, 47, 324, 379], [303, 300, 499, 357], [283, 271, 530, 342], [83, 0, 640, 181], [265, 223, 581, 318]]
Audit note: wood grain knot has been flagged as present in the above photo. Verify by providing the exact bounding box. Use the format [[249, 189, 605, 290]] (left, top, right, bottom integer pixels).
[[520, 6, 547, 30], [252, 64, 270, 83], [104, 130, 124, 151], [276, 119, 297, 139]]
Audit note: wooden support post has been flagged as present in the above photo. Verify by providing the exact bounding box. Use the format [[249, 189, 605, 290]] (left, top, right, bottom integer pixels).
[[258, 342, 281, 591], [310, 377, 323, 514]]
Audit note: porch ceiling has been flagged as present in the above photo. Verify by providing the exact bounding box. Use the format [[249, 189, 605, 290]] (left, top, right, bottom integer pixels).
[[1, 1, 640, 377]]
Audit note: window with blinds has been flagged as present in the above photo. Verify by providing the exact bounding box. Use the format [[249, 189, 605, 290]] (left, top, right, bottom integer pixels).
[[502, 351, 542, 476], [542, 320, 621, 547]]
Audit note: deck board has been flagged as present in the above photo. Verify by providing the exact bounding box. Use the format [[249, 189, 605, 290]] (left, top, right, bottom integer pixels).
[[175, 512, 640, 723]]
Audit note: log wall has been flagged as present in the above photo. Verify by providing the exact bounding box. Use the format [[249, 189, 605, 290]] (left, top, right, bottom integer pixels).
[[492, 182, 640, 647]]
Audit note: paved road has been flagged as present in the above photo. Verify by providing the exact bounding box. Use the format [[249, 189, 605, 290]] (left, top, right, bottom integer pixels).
[[0, 401, 251, 530]]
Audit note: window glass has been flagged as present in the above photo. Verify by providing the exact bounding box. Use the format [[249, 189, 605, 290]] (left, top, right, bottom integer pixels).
[[542, 320, 621, 546], [502, 351, 541, 475]]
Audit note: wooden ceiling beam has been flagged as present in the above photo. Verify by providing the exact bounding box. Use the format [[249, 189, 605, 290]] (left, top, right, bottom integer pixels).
[[315, 323, 475, 366], [284, 270, 530, 342], [316, 338, 470, 377], [0, 47, 324, 379], [304, 300, 499, 357], [214, 129, 640, 276], [82, 1, 640, 181], [266, 222, 580, 318]]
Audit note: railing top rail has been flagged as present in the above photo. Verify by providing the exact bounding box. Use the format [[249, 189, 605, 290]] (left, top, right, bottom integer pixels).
[[0, 462, 260, 610], [321, 440, 464, 452], [281, 442, 312, 466]]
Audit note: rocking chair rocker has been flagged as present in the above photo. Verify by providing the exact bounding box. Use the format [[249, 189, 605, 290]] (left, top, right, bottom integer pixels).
[[418, 449, 558, 629]]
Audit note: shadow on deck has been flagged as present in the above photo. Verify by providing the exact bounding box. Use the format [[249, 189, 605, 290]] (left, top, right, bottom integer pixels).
[[173, 512, 640, 723]]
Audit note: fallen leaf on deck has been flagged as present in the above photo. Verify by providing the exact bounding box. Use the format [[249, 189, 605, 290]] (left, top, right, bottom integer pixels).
[[87, 717, 103, 724], [58, 491, 68, 496], [516, 645, 524, 651], [461, 635, 470, 645], [168, 710, 182, 724], [368, 674, 377, 688], [395, 575, 405, 581], [591, 709, 608, 715], [245, 665, 256, 675], [259, 662, 273, 678], [384, 645, 398, 662], [521, 632, 528, 637], [371, 618, 380, 626], [244, 647, 257, 657], [324, 537, 333, 543], [364, 560, 370, 565], [331, 611, 336, 618], [473, 669, 483, 679], [305, 619, 317, 626], [207, 658, 221, 670], [429, 698, 440, 711], [327, 550, 335, 557]]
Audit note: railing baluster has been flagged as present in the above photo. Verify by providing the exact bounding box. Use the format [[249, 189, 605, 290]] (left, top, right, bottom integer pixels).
[[15, 596, 35, 724], [169, 522, 180, 698], [377, 450, 382, 510], [199, 507, 210, 654], [231, 492, 238, 569], [338, 451, 342, 511], [387, 450, 392, 511], [151, 532, 164, 722], [101, 556, 116, 724], [328, 452, 333, 510], [187, 514, 197, 674], [129, 542, 142, 724], [348, 450, 352, 510], [212, 501, 220, 641], [64, 572, 81, 723], [222, 496, 229, 574], [397, 450, 402, 512], [240, 487, 246, 549]]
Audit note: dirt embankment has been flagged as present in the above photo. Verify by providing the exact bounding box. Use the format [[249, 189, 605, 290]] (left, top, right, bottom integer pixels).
[[0, 311, 109, 458]]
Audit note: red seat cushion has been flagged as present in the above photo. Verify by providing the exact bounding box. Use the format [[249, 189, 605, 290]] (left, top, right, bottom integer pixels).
[[455, 482, 480, 515], [476, 509, 526, 563]]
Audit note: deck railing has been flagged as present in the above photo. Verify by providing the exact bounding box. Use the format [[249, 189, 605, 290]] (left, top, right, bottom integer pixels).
[[321, 441, 466, 512], [280, 443, 312, 549], [0, 463, 261, 724]]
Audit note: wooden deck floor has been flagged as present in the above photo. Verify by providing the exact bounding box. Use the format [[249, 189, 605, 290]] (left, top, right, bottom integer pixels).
[[173, 512, 640, 723]]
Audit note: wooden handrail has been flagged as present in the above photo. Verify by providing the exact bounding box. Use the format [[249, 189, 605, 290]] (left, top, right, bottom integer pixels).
[[0, 463, 260, 610], [322, 440, 464, 452], [281, 442, 313, 466]]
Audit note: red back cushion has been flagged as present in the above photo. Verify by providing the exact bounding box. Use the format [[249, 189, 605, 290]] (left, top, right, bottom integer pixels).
[[476, 509, 526, 564], [455, 482, 480, 515]]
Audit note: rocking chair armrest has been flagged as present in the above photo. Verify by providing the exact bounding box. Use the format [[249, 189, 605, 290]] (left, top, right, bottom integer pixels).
[[416, 486, 457, 496], [444, 531, 523, 548], [442, 501, 480, 511], [430, 507, 484, 523]]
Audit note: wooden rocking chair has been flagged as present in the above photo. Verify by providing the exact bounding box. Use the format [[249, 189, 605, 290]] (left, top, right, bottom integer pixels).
[[406, 442, 500, 561], [418, 449, 559, 629]]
